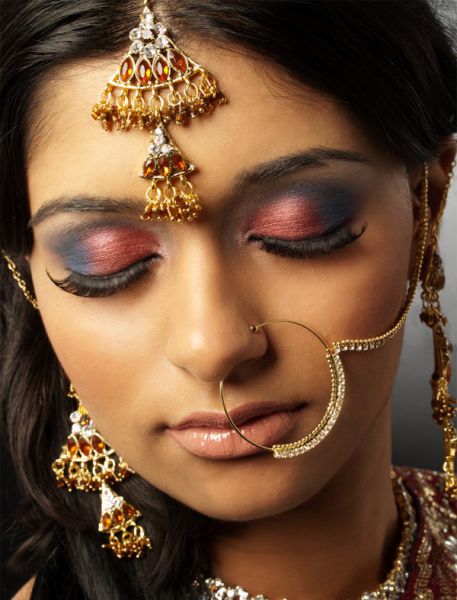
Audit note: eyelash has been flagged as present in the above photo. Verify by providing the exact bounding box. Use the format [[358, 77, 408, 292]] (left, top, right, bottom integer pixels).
[[47, 255, 159, 298], [48, 223, 365, 298], [248, 222, 366, 259]]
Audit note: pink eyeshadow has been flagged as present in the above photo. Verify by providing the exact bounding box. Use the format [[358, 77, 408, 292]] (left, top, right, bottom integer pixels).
[[247, 197, 330, 240], [83, 229, 159, 275]]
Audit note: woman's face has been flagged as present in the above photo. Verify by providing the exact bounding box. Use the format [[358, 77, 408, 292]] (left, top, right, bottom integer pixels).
[[28, 41, 420, 520]]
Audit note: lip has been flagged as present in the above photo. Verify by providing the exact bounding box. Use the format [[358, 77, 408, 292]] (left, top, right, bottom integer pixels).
[[167, 401, 306, 460]]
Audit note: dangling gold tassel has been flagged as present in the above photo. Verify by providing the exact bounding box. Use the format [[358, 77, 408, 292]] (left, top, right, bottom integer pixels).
[[143, 176, 201, 222]]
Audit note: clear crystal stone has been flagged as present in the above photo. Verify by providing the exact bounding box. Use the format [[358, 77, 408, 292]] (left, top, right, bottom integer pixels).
[[154, 128, 166, 144], [129, 28, 142, 41], [154, 22, 167, 35], [141, 26, 153, 40], [101, 484, 123, 511], [130, 40, 144, 55], [161, 143, 172, 154], [143, 43, 157, 58], [155, 34, 169, 48], [70, 411, 81, 423], [142, 8, 154, 26], [149, 144, 161, 155], [71, 423, 81, 434]]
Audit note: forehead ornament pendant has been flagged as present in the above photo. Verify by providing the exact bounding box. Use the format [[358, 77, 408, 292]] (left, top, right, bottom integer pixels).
[[91, 1, 227, 222]]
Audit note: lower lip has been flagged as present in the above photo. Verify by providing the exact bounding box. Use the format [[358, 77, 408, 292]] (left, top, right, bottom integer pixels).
[[167, 406, 306, 460]]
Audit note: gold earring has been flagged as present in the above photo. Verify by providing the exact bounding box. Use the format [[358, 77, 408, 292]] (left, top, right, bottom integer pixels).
[[91, 0, 227, 222], [52, 385, 152, 558], [420, 160, 456, 500]]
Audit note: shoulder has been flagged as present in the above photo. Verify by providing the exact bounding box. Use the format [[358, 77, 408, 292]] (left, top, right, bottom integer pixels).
[[12, 578, 36, 600], [393, 464, 456, 511], [393, 465, 457, 598]]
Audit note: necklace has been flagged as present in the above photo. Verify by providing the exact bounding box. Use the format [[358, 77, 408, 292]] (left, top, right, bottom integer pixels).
[[194, 474, 417, 600]]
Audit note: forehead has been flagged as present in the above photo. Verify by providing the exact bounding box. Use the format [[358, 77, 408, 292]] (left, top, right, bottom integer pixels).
[[27, 41, 382, 215]]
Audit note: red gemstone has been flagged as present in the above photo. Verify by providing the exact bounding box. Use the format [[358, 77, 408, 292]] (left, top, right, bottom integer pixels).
[[154, 57, 170, 83], [79, 437, 91, 456], [123, 503, 136, 518], [67, 436, 78, 456], [171, 51, 187, 73], [158, 156, 171, 176], [120, 57, 134, 82], [136, 59, 152, 85], [91, 434, 105, 454], [143, 157, 156, 178], [172, 154, 187, 171], [113, 508, 124, 525], [102, 513, 112, 530]]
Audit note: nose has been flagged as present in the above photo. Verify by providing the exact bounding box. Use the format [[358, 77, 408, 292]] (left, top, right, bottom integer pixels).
[[164, 243, 266, 383]]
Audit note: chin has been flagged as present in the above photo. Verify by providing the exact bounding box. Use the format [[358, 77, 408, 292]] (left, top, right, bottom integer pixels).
[[167, 466, 317, 522]]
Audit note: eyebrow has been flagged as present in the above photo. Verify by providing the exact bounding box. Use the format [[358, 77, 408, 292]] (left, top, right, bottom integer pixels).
[[28, 146, 370, 227]]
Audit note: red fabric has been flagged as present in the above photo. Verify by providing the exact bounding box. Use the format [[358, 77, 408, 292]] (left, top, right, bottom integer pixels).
[[393, 466, 457, 599]]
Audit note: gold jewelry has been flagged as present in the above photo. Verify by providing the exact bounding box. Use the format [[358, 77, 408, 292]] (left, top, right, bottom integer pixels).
[[419, 160, 456, 500], [1, 251, 39, 310], [219, 163, 431, 460], [220, 320, 345, 458], [199, 472, 417, 600], [91, 0, 227, 223], [52, 385, 152, 558]]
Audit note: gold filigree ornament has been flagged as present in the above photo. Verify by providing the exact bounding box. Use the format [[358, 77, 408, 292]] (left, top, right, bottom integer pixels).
[[52, 385, 152, 558], [91, 0, 227, 222]]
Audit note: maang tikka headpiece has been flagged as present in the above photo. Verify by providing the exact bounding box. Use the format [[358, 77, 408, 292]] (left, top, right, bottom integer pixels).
[[91, 0, 227, 222]]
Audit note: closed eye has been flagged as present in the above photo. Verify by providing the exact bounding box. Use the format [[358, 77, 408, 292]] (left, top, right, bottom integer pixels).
[[46, 253, 160, 297], [248, 222, 367, 259]]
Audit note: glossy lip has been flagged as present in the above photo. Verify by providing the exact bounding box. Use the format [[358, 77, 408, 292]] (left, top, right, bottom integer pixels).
[[167, 400, 307, 460]]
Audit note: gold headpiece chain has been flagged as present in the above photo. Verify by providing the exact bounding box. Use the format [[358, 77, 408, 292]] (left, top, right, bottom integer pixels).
[[1, 251, 39, 310]]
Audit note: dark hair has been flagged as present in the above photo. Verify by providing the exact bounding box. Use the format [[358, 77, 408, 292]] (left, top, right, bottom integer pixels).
[[1, 1, 456, 598]]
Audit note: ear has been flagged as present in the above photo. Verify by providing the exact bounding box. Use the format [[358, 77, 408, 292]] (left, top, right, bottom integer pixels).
[[407, 136, 457, 280]]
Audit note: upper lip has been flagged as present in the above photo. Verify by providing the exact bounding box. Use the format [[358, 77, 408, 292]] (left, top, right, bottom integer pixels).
[[169, 400, 306, 430]]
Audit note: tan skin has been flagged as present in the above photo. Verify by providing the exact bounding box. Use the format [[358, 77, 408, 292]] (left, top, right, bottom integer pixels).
[[23, 39, 455, 600]]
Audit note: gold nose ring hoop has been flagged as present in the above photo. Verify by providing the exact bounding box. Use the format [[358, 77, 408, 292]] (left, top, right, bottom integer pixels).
[[219, 320, 345, 459]]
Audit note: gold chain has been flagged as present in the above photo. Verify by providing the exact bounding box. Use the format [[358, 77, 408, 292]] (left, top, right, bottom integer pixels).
[[1, 251, 39, 310], [332, 162, 430, 354], [419, 159, 456, 499]]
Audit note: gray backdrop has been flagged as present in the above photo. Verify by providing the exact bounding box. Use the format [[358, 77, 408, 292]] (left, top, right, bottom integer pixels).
[[392, 170, 456, 470], [392, 0, 457, 471]]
